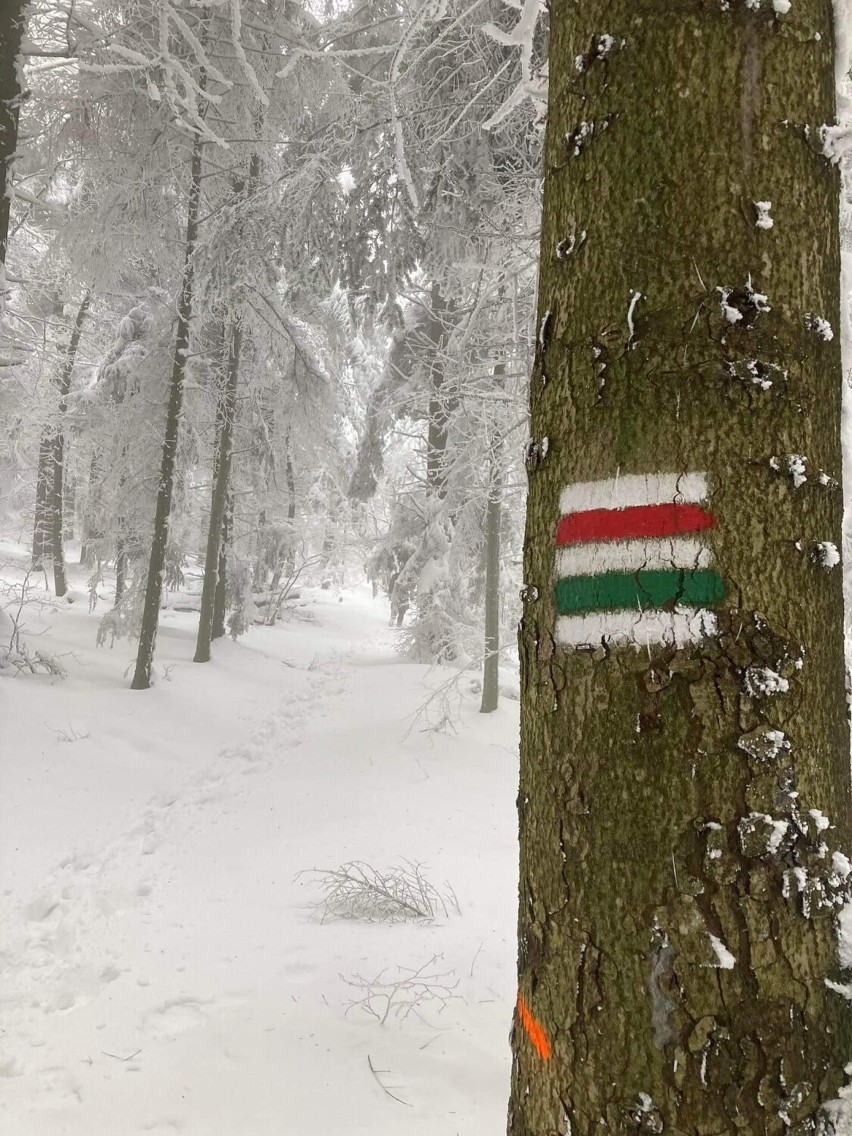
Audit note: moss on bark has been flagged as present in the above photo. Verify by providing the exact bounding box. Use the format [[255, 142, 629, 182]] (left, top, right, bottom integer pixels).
[[510, 2, 852, 1133]]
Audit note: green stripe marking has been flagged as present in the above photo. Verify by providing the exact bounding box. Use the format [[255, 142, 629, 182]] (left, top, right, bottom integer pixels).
[[554, 569, 725, 615]]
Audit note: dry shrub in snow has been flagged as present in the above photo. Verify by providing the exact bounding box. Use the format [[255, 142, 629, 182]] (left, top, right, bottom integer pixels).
[[0, 575, 66, 677], [342, 955, 461, 1027], [303, 860, 459, 923]]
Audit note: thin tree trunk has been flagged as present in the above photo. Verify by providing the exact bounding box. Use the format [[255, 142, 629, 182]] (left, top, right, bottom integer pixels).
[[194, 319, 241, 663], [207, 316, 229, 639], [284, 440, 296, 576], [131, 121, 205, 689], [5, 2, 31, 572], [211, 488, 231, 641], [479, 471, 501, 714], [209, 316, 230, 642], [63, 474, 75, 539], [480, 500, 503, 714], [253, 401, 277, 588], [0, 0, 26, 279], [480, 362, 505, 714], [509, 4, 852, 1133], [33, 293, 80, 571], [320, 487, 339, 572], [80, 450, 102, 566], [254, 507, 269, 590], [31, 432, 52, 567], [50, 292, 91, 598], [114, 537, 127, 605], [424, 283, 454, 495]]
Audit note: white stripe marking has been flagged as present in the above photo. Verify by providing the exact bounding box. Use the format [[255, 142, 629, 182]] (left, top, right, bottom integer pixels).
[[555, 608, 717, 648], [556, 537, 711, 578], [558, 472, 708, 516]]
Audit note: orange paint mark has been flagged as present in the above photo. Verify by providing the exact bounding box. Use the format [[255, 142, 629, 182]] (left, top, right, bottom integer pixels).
[[516, 992, 552, 1060]]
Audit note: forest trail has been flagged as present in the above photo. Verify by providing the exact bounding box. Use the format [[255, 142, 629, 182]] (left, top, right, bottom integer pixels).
[[0, 572, 518, 1135]]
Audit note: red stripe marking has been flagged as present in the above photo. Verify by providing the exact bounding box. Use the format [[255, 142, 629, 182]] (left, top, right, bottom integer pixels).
[[516, 992, 551, 1060], [556, 502, 716, 547]]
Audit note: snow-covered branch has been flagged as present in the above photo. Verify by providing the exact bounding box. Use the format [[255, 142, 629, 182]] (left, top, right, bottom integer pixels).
[[481, 0, 547, 130]]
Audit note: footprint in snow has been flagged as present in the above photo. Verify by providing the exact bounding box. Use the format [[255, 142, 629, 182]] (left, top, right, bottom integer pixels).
[[144, 998, 208, 1038], [0, 1053, 23, 1077], [23, 894, 61, 923]]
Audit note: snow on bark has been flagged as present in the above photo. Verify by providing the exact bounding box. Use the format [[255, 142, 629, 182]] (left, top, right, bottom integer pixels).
[[804, 312, 834, 340], [769, 453, 808, 487], [743, 665, 790, 697], [815, 540, 840, 568], [754, 200, 774, 229], [707, 934, 736, 969]]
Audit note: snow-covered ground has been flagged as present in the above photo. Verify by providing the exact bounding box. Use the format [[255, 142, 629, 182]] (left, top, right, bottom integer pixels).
[[0, 544, 518, 1134]]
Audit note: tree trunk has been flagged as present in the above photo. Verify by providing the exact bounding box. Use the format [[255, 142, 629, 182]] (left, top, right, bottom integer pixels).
[[63, 474, 75, 539], [194, 319, 241, 663], [207, 316, 229, 641], [481, 364, 506, 715], [284, 440, 296, 577], [254, 507, 269, 590], [31, 432, 53, 567], [80, 450, 103, 566], [424, 283, 454, 495], [131, 122, 205, 689], [114, 537, 127, 605], [0, 0, 26, 277], [50, 292, 91, 598], [211, 488, 231, 641], [320, 482, 340, 572], [479, 462, 501, 714], [509, 5, 852, 1134]]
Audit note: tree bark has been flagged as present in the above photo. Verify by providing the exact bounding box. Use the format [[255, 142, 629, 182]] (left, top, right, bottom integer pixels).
[[0, 0, 26, 276], [131, 122, 205, 689], [509, 4, 852, 1134], [194, 319, 241, 663], [50, 292, 91, 598]]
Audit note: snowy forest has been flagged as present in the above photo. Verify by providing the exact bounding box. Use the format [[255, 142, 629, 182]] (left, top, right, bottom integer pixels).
[[0, 0, 544, 689], [0, 0, 541, 1130], [6, 0, 852, 1133]]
